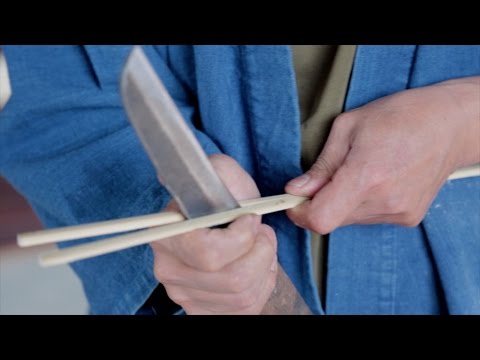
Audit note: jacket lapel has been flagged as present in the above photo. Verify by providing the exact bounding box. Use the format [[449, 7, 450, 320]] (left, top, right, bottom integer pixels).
[[328, 46, 420, 314], [345, 45, 417, 110], [238, 45, 323, 313]]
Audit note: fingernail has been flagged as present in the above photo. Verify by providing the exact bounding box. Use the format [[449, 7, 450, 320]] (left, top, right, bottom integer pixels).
[[287, 174, 310, 188]]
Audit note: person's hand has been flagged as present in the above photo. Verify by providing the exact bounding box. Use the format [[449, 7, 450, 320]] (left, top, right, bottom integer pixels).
[[150, 154, 278, 314], [286, 77, 480, 234]]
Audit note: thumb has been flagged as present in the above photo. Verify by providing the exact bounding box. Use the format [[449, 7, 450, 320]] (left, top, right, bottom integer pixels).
[[209, 153, 260, 201], [285, 116, 353, 197]]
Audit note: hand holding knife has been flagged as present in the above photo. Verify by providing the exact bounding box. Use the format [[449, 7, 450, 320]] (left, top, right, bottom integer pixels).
[[16, 46, 479, 314], [120, 46, 312, 315], [19, 46, 312, 314]]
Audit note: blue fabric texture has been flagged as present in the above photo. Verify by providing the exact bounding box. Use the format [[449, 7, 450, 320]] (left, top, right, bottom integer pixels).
[[327, 45, 480, 314], [1, 45, 478, 314]]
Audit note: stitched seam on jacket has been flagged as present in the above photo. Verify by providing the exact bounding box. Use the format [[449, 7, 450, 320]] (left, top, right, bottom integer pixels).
[[238, 45, 261, 179]]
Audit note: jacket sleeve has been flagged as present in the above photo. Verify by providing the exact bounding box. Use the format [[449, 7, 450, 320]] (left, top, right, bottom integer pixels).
[[0, 45, 220, 314]]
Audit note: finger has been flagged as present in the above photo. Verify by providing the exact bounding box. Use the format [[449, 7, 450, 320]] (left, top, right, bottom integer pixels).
[[209, 154, 261, 201], [165, 260, 274, 314], [285, 114, 354, 197], [172, 267, 277, 315], [227, 261, 278, 315], [258, 224, 278, 254], [168, 244, 278, 315], [287, 161, 365, 234], [162, 199, 180, 212], [153, 227, 275, 294], [159, 214, 261, 272]]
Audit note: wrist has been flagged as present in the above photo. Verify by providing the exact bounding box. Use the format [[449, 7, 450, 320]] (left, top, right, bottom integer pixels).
[[436, 77, 480, 170]]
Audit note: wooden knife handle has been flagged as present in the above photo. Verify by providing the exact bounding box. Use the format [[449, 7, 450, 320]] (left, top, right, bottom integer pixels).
[[260, 264, 312, 315]]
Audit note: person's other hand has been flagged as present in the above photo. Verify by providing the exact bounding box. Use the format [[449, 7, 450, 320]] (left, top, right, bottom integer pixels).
[[151, 154, 278, 314], [286, 77, 480, 234]]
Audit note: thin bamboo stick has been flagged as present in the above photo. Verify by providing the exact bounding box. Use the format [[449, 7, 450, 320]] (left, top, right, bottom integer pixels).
[[39, 194, 308, 267]]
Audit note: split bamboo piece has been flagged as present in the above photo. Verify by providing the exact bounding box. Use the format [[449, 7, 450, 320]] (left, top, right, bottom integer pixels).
[[18, 195, 290, 248], [38, 194, 308, 267], [17, 164, 479, 268]]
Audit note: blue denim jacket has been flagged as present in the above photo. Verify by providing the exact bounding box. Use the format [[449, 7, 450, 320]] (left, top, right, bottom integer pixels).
[[1, 45, 479, 314]]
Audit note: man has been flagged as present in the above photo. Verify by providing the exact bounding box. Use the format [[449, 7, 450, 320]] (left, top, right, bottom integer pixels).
[[1, 45, 479, 314]]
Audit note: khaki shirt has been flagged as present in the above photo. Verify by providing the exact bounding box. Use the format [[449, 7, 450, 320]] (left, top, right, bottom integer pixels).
[[290, 45, 357, 303]]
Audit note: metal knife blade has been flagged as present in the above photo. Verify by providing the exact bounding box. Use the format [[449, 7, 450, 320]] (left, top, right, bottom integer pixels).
[[0, 49, 12, 111], [120, 46, 239, 218]]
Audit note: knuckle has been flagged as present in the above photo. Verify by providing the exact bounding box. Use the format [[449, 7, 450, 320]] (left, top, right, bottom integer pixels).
[[180, 303, 193, 314], [173, 232, 195, 257], [153, 266, 163, 282], [267, 235, 278, 255], [187, 234, 220, 271], [400, 212, 422, 227], [228, 267, 253, 294], [364, 167, 389, 190], [259, 225, 277, 251], [234, 228, 254, 251], [165, 287, 188, 306], [198, 246, 223, 272], [233, 289, 257, 310], [304, 210, 332, 235], [178, 230, 200, 249], [334, 112, 355, 127], [153, 258, 174, 283], [384, 193, 408, 214], [311, 222, 332, 235], [310, 157, 332, 176], [303, 211, 317, 230], [287, 202, 314, 229], [286, 207, 305, 227]]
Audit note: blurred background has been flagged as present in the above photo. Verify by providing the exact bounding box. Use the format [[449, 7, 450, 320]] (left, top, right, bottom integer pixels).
[[0, 176, 87, 314]]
